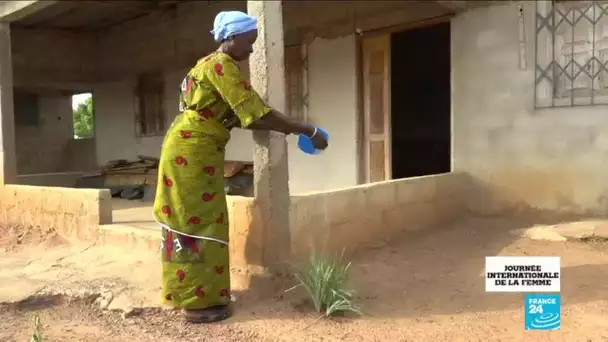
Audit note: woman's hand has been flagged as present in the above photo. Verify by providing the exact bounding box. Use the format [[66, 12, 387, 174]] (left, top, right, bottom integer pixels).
[[309, 130, 328, 150], [250, 110, 328, 151]]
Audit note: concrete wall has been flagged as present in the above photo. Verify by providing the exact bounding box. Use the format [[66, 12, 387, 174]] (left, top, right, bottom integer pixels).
[[288, 172, 465, 260], [10, 28, 98, 176], [63, 137, 98, 172], [229, 172, 465, 267], [11, 28, 97, 87], [12, 92, 97, 176], [0, 185, 112, 242], [452, 2, 608, 216], [15, 93, 74, 174]]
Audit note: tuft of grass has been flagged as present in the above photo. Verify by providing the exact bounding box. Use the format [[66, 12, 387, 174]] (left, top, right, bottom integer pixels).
[[287, 252, 362, 318], [30, 314, 43, 342]]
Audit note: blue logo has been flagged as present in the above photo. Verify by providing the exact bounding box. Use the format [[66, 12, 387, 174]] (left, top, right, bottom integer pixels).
[[525, 294, 560, 330]]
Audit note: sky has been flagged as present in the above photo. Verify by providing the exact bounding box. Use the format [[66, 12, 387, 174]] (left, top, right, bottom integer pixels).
[[72, 93, 92, 110]]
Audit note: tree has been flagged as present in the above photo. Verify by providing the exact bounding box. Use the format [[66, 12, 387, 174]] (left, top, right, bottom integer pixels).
[[73, 96, 94, 138]]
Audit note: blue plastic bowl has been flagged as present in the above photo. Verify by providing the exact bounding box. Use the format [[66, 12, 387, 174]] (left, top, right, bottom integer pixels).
[[297, 127, 329, 155]]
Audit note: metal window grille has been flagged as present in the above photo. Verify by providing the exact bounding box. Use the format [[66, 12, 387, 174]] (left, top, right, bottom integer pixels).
[[535, 0, 608, 108]]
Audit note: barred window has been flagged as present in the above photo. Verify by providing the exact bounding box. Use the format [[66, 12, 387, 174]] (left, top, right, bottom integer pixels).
[[535, 0, 608, 108]]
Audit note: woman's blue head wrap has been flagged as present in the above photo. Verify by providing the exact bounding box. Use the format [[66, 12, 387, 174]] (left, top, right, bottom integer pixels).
[[211, 11, 258, 42]]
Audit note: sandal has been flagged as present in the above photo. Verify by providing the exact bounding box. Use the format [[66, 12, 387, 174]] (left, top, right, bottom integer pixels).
[[183, 305, 232, 323]]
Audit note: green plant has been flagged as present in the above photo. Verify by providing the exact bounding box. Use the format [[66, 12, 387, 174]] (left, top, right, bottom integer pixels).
[[30, 314, 42, 342], [73, 96, 94, 138], [287, 252, 362, 318]]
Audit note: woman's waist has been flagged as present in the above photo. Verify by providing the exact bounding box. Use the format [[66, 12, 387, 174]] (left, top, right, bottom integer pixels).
[[154, 216, 229, 245], [169, 112, 231, 143]]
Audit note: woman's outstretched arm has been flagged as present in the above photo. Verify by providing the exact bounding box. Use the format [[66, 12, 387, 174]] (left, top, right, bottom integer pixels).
[[247, 110, 314, 136], [202, 54, 326, 149]]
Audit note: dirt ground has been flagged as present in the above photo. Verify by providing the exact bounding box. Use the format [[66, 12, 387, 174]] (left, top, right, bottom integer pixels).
[[0, 217, 607, 341]]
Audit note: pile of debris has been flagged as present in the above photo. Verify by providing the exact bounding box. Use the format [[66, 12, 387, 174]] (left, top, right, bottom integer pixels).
[[223, 161, 254, 197], [75, 155, 254, 200]]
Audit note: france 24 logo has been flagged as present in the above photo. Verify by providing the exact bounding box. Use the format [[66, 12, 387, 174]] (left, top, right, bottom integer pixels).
[[525, 294, 560, 331]]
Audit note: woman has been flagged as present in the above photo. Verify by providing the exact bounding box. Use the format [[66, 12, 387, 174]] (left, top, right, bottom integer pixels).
[[153, 11, 328, 324]]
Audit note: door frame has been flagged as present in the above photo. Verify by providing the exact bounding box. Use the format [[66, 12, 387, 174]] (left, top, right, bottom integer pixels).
[[356, 14, 454, 184], [361, 34, 392, 183]]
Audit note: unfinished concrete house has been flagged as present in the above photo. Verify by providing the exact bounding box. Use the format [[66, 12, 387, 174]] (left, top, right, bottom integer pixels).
[[0, 0, 605, 270]]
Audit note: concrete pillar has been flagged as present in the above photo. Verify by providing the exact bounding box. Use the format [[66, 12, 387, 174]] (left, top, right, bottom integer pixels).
[[0, 23, 16, 185], [247, 0, 291, 272]]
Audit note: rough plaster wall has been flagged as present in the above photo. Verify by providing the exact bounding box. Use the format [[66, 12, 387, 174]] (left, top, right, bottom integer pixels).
[[11, 28, 97, 87], [64, 137, 97, 172], [452, 2, 608, 216], [16, 94, 74, 174], [97, 1, 245, 81], [9, 29, 97, 175]]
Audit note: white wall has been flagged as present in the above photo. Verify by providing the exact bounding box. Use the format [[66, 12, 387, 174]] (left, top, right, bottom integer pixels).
[[452, 2, 608, 216], [287, 36, 358, 194]]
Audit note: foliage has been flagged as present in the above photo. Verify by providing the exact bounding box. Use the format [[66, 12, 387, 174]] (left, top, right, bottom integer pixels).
[[73, 96, 94, 138], [287, 252, 362, 318]]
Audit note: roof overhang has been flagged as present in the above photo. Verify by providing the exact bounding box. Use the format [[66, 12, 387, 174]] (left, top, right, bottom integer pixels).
[[0, 0, 58, 23]]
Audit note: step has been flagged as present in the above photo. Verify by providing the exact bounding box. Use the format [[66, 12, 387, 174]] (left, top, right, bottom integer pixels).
[[99, 223, 160, 252]]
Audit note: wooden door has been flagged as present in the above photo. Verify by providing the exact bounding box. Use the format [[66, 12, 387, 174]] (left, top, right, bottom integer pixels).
[[362, 34, 391, 183]]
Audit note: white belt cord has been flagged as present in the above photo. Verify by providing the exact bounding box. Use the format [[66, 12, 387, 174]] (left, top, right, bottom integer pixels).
[[154, 215, 229, 246]]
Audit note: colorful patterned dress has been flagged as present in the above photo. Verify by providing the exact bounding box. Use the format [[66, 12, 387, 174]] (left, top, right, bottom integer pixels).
[[153, 52, 271, 310]]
